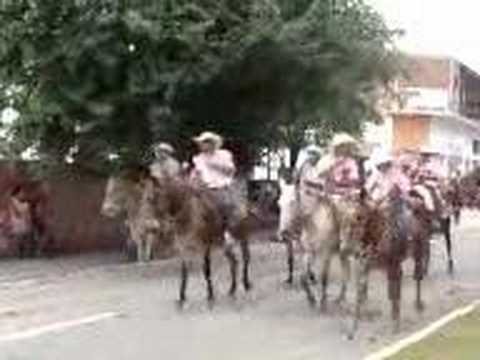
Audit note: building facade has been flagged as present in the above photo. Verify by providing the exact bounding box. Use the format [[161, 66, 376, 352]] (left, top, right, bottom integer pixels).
[[371, 54, 480, 174]]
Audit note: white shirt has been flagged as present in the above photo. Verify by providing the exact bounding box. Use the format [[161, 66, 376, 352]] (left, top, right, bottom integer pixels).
[[191, 149, 235, 188], [149, 156, 181, 181]]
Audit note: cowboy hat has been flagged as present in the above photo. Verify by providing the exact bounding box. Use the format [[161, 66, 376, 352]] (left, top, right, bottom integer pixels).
[[315, 153, 335, 175], [419, 146, 440, 155], [192, 131, 223, 148], [330, 132, 358, 148], [372, 151, 393, 167], [305, 144, 322, 155], [153, 142, 175, 155]]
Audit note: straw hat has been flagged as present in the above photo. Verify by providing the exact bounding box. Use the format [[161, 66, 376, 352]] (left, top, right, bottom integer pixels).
[[192, 131, 223, 148], [330, 132, 357, 148], [153, 142, 175, 155], [305, 144, 322, 155], [315, 153, 335, 175]]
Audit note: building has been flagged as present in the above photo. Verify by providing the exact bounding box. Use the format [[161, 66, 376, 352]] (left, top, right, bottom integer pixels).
[[368, 54, 480, 174], [252, 54, 480, 180]]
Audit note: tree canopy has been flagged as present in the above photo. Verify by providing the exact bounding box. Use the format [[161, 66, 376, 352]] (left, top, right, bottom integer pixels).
[[0, 0, 403, 174]]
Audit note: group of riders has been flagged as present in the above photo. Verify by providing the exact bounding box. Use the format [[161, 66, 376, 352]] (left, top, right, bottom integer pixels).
[[147, 130, 460, 248], [289, 133, 462, 240]]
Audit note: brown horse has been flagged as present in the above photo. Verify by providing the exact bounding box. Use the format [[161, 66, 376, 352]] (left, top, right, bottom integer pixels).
[[340, 193, 430, 339], [101, 167, 162, 262], [145, 178, 252, 308]]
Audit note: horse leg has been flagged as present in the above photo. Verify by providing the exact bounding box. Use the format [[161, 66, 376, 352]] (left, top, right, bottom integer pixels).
[[348, 255, 369, 340], [145, 233, 154, 262], [27, 231, 37, 258], [203, 249, 215, 307], [454, 208, 461, 226], [442, 217, 454, 275], [17, 235, 26, 259], [319, 251, 332, 313], [239, 236, 252, 292], [224, 233, 238, 297], [387, 261, 403, 333], [336, 250, 351, 304], [285, 237, 295, 285], [177, 260, 189, 309], [414, 237, 426, 312], [300, 249, 317, 308]]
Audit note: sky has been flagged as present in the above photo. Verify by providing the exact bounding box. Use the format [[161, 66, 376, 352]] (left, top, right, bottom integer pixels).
[[367, 0, 480, 72]]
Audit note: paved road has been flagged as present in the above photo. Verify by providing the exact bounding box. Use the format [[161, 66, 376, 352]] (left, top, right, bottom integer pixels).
[[0, 214, 479, 360]]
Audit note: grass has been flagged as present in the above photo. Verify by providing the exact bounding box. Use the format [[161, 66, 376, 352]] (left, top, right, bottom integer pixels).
[[388, 310, 480, 360]]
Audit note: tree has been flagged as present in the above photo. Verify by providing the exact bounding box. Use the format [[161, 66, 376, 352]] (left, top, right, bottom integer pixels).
[[0, 0, 402, 174]]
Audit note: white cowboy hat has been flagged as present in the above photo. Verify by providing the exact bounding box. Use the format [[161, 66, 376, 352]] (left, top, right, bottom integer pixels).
[[419, 146, 440, 155], [192, 131, 223, 148], [330, 132, 357, 148], [374, 152, 393, 167], [305, 144, 322, 155], [153, 142, 175, 155], [315, 153, 335, 175]]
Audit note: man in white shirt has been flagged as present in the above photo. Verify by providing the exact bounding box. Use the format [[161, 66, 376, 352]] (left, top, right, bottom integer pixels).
[[149, 142, 181, 182], [294, 145, 324, 215], [190, 131, 246, 235]]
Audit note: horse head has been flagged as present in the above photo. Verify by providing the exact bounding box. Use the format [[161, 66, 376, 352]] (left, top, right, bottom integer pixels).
[[277, 178, 299, 240], [101, 167, 147, 219]]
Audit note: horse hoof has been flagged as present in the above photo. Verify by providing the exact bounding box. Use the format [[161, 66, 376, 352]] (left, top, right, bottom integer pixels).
[[392, 321, 401, 334], [335, 296, 346, 306], [416, 300, 425, 313], [448, 261, 454, 275], [207, 298, 215, 309], [244, 282, 252, 292], [320, 301, 328, 313], [347, 332, 355, 341], [176, 300, 186, 311]]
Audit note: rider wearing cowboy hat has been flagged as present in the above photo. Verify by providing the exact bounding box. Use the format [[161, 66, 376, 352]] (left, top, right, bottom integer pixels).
[[294, 144, 324, 215], [149, 142, 181, 182], [190, 131, 245, 240], [325, 132, 362, 197]]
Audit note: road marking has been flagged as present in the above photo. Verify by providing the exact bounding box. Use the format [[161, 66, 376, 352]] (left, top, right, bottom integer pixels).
[[0, 312, 119, 344], [364, 299, 480, 360]]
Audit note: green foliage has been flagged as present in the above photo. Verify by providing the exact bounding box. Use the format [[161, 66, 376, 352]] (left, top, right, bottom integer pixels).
[[0, 0, 402, 173]]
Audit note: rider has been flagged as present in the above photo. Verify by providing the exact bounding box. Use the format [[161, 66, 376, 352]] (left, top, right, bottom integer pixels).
[[190, 131, 246, 241], [325, 132, 362, 198], [294, 145, 324, 214], [149, 142, 181, 182], [366, 152, 411, 207], [414, 148, 447, 215], [365, 151, 411, 241]]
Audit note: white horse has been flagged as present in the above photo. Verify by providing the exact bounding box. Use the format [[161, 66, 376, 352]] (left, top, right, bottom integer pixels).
[[277, 178, 351, 310]]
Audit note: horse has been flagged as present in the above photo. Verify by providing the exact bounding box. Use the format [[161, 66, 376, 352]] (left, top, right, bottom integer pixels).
[[101, 167, 162, 263], [339, 191, 430, 339], [411, 182, 455, 275], [277, 178, 351, 311], [146, 177, 253, 308]]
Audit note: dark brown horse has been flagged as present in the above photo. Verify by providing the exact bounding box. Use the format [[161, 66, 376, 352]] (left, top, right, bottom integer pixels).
[[146, 178, 253, 307], [340, 192, 431, 338]]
